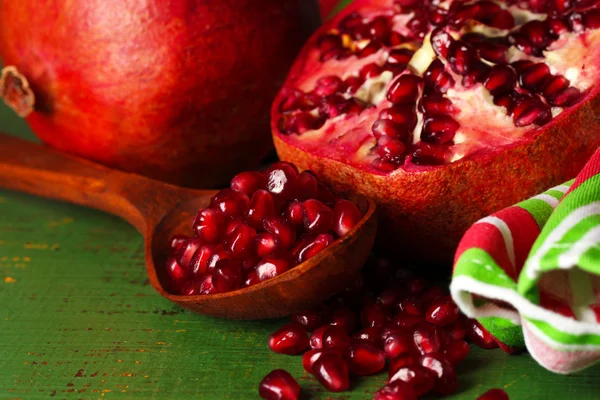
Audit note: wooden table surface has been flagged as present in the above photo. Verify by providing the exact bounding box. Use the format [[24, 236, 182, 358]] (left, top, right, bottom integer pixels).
[[1, 103, 599, 399]]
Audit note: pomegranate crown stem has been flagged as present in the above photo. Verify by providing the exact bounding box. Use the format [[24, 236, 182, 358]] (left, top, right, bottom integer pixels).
[[0, 66, 35, 118]]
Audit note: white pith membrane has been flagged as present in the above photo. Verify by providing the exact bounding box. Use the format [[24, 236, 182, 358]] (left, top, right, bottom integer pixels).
[[275, 0, 600, 172]]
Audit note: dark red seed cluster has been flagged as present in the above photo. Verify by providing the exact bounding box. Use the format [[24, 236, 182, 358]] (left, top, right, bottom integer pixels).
[[165, 162, 363, 295], [261, 257, 500, 397]]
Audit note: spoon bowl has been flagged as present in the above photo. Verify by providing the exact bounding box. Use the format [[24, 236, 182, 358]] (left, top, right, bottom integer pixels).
[[0, 133, 377, 319]]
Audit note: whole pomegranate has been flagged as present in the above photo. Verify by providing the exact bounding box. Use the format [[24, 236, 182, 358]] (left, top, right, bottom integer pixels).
[[0, 0, 319, 187], [271, 0, 600, 263]]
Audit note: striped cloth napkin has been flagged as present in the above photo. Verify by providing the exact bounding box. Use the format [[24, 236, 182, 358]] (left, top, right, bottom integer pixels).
[[450, 148, 600, 374]]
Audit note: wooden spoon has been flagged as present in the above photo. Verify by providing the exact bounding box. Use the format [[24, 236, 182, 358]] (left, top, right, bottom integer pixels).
[[0, 133, 377, 319]]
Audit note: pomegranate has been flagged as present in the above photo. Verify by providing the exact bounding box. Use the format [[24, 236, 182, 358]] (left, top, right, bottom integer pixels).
[[259, 369, 301, 400], [163, 162, 364, 295], [0, 0, 320, 187], [271, 0, 600, 262]]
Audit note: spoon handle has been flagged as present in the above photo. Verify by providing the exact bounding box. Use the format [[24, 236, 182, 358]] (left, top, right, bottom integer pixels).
[[0, 133, 208, 232]]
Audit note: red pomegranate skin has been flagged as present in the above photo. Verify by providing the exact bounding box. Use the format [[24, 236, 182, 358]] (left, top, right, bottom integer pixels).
[[0, 0, 320, 187]]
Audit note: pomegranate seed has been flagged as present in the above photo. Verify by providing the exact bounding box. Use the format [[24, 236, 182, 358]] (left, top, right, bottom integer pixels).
[[175, 238, 202, 269], [411, 142, 447, 166], [230, 171, 265, 196], [245, 190, 276, 229], [206, 246, 231, 274], [547, 86, 581, 107], [332, 199, 362, 237], [372, 157, 400, 172], [212, 259, 243, 293], [360, 63, 384, 79], [453, 2, 480, 25], [338, 12, 363, 32], [244, 270, 260, 287], [412, 323, 441, 355], [429, 7, 448, 26], [193, 208, 226, 243], [256, 257, 291, 282], [377, 136, 406, 158], [394, 313, 425, 330], [547, 17, 569, 36], [226, 223, 257, 258], [521, 20, 551, 49], [387, 31, 406, 46], [397, 296, 423, 316], [421, 115, 460, 144], [210, 188, 250, 218], [266, 162, 298, 201], [388, 364, 436, 396], [295, 171, 318, 200], [462, 61, 490, 88], [358, 41, 382, 58], [478, 388, 510, 400], [346, 342, 386, 375], [353, 327, 382, 347], [443, 340, 470, 364], [258, 369, 300, 400], [302, 199, 334, 234], [519, 63, 551, 91], [377, 288, 402, 310], [445, 316, 468, 341], [312, 353, 349, 392], [360, 303, 390, 328], [431, 28, 453, 58], [543, 75, 570, 97], [514, 102, 552, 127], [198, 274, 217, 294], [302, 348, 338, 373], [421, 285, 446, 306], [294, 233, 334, 264], [467, 319, 498, 349], [475, 42, 508, 64], [379, 106, 418, 132], [242, 253, 260, 272], [387, 48, 414, 66], [165, 257, 188, 291], [419, 95, 454, 115], [189, 244, 215, 278], [387, 74, 422, 105], [426, 296, 459, 326], [383, 332, 412, 359], [489, 10, 515, 29], [485, 65, 517, 96], [510, 33, 536, 55], [388, 354, 417, 376], [291, 306, 330, 331], [226, 217, 244, 236], [314, 75, 343, 97], [256, 232, 281, 258], [448, 40, 476, 75], [318, 34, 342, 52], [330, 307, 357, 334], [322, 326, 352, 352], [367, 16, 391, 42], [407, 13, 428, 40], [420, 353, 458, 395], [263, 216, 296, 250], [170, 234, 189, 253], [180, 280, 201, 296], [567, 12, 585, 32], [584, 9, 600, 29], [268, 323, 309, 355], [423, 59, 454, 93], [372, 119, 409, 141], [283, 201, 304, 226], [343, 76, 364, 94], [310, 325, 329, 349], [374, 381, 417, 400]]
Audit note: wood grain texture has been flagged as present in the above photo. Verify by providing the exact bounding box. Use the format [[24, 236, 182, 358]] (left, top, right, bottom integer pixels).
[[1, 104, 600, 398]]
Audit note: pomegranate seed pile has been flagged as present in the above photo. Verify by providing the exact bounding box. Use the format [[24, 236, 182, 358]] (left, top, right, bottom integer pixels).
[[274, 0, 600, 169], [259, 257, 505, 399], [164, 162, 363, 295]]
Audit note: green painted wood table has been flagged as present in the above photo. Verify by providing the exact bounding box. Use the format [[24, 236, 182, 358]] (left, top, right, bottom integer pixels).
[[1, 103, 599, 399]]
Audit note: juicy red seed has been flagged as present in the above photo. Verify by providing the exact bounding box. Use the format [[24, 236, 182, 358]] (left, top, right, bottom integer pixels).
[[552, 0, 574, 14], [387, 48, 414, 65], [567, 12, 585, 32], [426, 296, 459, 326], [256, 257, 291, 282], [411, 143, 447, 166], [387, 31, 406, 46], [388, 354, 417, 377], [353, 327, 382, 347], [421, 285, 446, 306], [266, 162, 298, 200], [302, 349, 337, 374], [283, 201, 304, 226], [330, 307, 357, 334], [358, 41, 382, 58], [423, 59, 454, 93], [372, 119, 409, 141], [431, 28, 454, 58], [377, 136, 406, 158], [332, 199, 362, 237], [268, 323, 309, 355], [374, 381, 417, 400], [407, 14, 428, 40], [429, 7, 448, 26], [310, 325, 329, 349], [313, 353, 349, 392], [263, 216, 296, 250], [256, 232, 280, 258], [393, 313, 424, 329], [462, 61, 490, 88], [412, 323, 441, 355], [165, 257, 188, 291], [343, 76, 364, 94], [388, 364, 436, 396], [379, 107, 418, 132], [514, 102, 552, 127], [295, 171, 318, 201], [511, 60, 534, 73], [360, 303, 389, 328], [372, 157, 400, 172], [477, 388, 510, 400], [189, 244, 215, 278], [339, 11, 363, 31], [547, 18, 569, 36], [206, 246, 230, 274], [212, 259, 243, 293], [360, 63, 384, 79], [387, 74, 422, 105], [443, 340, 470, 365], [193, 208, 226, 243], [383, 333, 412, 359], [368, 16, 391, 42], [547, 86, 581, 107], [448, 40, 476, 75], [485, 65, 517, 96], [210, 189, 250, 218], [584, 9, 600, 29], [475, 42, 508, 64], [520, 20, 550, 49], [175, 238, 203, 269], [446, 316, 468, 341], [346, 342, 386, 376], [226, 223, 257, 257], [397, 296, 424, 316], [291, 306, 330, 331], [323, 326, 352, 352], [225, 218, 243, 237], [419, 95, 454, 115], [467, 319, 498, 349], [543, 75, 570, 97], [199, 274, 217, 294], [419, 353, 458, 395], [302, 199, 334, 234], [180, 280, 200, 296], [510, 33, 536, 55], [244, 271, 260, 287], [314, 75, 343, 97], [519, 63, 551, 91], [494, 92, 515, 113], [318, 34, 342, 52], [170, 234, 189, 253], [230, 171, 265, 196], [488, 10, 515, 29], [294, 233, 335, 264], [421, 115, 460, 144], [242, 254, 260, 272], [258, 369, 300, 400]]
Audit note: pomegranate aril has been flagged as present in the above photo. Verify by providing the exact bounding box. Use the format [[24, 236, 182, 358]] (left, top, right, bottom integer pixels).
[[360, 303, 389, 328], [372, 119, 409, 141], [353, 327, 382, 347], [210, 189, 250, 218], [412, 323, 441, 355], [322, 326, 352, 352], [383, 332, 412, 359], [332, 199, 362, 237], [165, 257, 188, 292], [360, 63, 384, 79], [379, 107, 418, 132], [388, 354, 417, 376], [199, 274, 217, 294], [295, 171, 318, 201], [343, 76, 364, 94], [387, 74, 422, 105], [475, 42, 508, 64], [387, 48, 414, 66], [175, 238, 203, 269], [419, 353, 458, 395], [584, 9, 600, 29], [467, 319, 498, 349], [242, 253, 260, 272], [376, 136, 406, 158], [514, 102, 552, 127], [358, 41, 382, 58], [519, 63, 551, 91], [226, 217, 244, 237], [477, 388, 510, 400], [180, 280, 201, 296], [193, 208, 226, 243], [256, 257, 291, 282], [431, 28, 453, 58], [318, 34, 342, 52], [346, 342, 386, 375], [294, 233, 334, 264], [230, 171, 265, 196], [419, 95, 454, 115], [330, 307, 357, 334], [424, 59, 455, 93], [510, 33, 537, 56], [377, 288, 402, 310], [310, 325, 329, 349], [313, 353, 349, 392], [258, 369, 300, 400], [407, 13, 428, 40], [485, 65, 517, 96], [212, 259, 243, 293], [443, 340, 470, 365], [226, 223, 257, 257], [244, 270, 260, 287], [283, 201, 304, 226], [547, 86, 581, 107], [368, 16, 391, 42], [388, 364, 436, 396], [302, 348, 337, 374], [543, 75, 570, 97], [266, 162, 298, 201], [421, 115, 459, 144], [314, 75, 343, 97], [374, 381, 417, 400], [170, 234, 189, 253], [520, 20, 551, 49], [189, 244, 215, 278], [567, 11, 585, 32], [445, 316, 468, 341], [263, 216, 296, 250], [489, 10, 515, 29], [338, 12, 363, 32], [256, 233, 281, 258], [426, 296, 459, 326], [245, 189, 276, 229], [387, 31, 406, 46], [448, 40, 476, 75], [268, 323, 309, 355], [462, 61, 490, 88], [421, 285, 446, 306], [302, 199, 334, 234], [547, 17, 569, 36], [291, 306, 329, 331], [410, 142, 446, 164], [397, 296, 424, 316]]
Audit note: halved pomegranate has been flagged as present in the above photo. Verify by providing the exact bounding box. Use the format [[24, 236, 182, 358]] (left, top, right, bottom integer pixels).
[[271, 0, 600, 262]]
